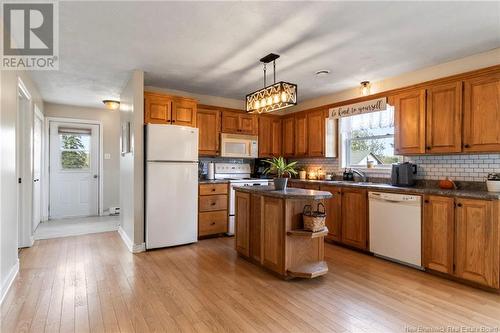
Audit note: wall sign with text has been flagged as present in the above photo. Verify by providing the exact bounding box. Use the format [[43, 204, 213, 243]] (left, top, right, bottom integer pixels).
[[328, 97, 387, 119]]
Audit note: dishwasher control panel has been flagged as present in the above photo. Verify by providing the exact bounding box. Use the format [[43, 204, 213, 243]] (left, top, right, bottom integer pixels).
[[368, 192, 421, 202]]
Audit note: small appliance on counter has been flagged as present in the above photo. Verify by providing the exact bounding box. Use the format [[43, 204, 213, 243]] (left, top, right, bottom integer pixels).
[[391, 162, 417, 186], [253, 158, 273, 179], [487, 173, 500, 192]]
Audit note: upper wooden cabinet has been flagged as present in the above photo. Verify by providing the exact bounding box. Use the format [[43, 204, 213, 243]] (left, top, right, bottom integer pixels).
[[394, 89, 426, 155], [258, 116, 281, 157], [144, 93, 172, 124], [423, 195, 455, 274], [144, 92, 197, 127], [426, 82, 462, 153], [172, 98, 197, 127], [282, 115, 295, 157], [463, 72, 500, 152], [294, 112, 308, 157], [221, 111, 257, 135], [341, 188, 368, 250], [307, 109, 325, 157], [197, 108, 220, 156], [455, 198, 499, 288]]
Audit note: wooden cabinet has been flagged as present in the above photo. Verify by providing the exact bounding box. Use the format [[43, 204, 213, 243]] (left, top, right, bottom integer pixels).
[[197, 108, 220, 156], [455, 198, 499, 288], [221, 111, 257, 135], [423, 195, 455, 274], [261, 197, 284, 274], [320, 185, 342, 242], [198, 183, 228, 237], [258, 116, 282, 157], [172, 98, 197, 126], [307, 110, 325, 157], [423, 196, 500, 289], [426, 82, 462, 153], [282, 115, 295, 157], [144, 92, 172, 124], [394, 89, 426, 154], [235, 191, 251, 257], [144, 92, 197, 127], [294, 112, 308, 157], [341, 188, 368, 250], [463, 72, 500, 152]]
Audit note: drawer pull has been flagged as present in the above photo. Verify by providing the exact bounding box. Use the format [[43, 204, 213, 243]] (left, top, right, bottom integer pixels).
[[211, 222, 216, 225], [211, 202, 216, 206], [212, 188, 216, 191]]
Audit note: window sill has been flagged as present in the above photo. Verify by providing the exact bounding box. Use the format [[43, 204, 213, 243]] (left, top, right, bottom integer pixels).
[[346, 167, 392, 174]]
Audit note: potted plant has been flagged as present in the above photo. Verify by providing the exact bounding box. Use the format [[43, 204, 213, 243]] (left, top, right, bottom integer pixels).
[[263, 156, 298, 191]]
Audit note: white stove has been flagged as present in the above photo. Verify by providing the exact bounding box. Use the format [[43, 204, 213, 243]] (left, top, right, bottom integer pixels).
[[214, 163, 270, 235]]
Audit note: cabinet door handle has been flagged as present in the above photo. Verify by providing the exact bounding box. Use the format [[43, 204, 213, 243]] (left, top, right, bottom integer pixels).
[[426, 146, 431, 150], [457, 203, 462, 207], [424, 200, 429, 203], [211, 222, 216, 225], [211, 202, 216, 206], [172, 120, 176, 123]]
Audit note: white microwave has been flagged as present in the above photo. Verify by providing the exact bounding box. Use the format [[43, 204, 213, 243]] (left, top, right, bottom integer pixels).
[[220, 133, 258, 158]]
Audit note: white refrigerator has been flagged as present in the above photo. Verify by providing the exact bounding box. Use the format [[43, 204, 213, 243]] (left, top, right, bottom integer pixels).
[[145, 124, 199, 249]]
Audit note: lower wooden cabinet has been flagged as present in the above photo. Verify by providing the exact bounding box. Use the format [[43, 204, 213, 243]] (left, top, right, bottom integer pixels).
[[423, 195, 455, 274], [235, 191, 251, 256], [341, 188, 368, 250], [320, 185, 342, 242], [423, 195, 500, 289], [198, 183, 228, 238], [455, 198, 499, 288]]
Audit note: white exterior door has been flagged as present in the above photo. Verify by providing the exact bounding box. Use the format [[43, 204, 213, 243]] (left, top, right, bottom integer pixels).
[[32, 112, 43, 230], [49, 121, 99, 218]]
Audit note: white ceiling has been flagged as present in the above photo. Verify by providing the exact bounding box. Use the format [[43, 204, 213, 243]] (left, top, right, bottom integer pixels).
[[31, 1, 500, 108]]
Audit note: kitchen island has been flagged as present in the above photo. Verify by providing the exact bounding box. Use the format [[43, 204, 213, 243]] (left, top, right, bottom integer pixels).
[[234, 185, 333, 279]]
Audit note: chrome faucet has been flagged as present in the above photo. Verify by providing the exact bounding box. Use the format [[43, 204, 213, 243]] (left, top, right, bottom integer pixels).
[[351, 168, 367, 182]]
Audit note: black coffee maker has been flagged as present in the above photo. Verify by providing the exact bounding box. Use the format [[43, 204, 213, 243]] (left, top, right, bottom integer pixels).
[[391, 162, 417, 186], [254, 158, 273, 179]]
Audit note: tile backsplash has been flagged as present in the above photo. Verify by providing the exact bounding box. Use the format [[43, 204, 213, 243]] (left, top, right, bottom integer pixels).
[[291, 154, 500, 182], [406, 154, 500, 182]]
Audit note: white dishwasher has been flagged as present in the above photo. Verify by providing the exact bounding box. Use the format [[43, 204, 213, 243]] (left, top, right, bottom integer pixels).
[[368, 192, 422, 269]]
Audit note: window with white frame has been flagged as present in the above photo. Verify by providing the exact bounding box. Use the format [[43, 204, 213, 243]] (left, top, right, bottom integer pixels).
[[340, 105, 402, 169]]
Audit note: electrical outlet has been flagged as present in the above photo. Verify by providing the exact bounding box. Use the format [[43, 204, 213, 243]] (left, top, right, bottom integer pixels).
[[104, 153, 111, 160]]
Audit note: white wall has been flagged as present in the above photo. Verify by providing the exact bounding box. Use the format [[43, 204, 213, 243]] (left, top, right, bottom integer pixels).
[[43, 103, 120, 212], [119, 70, 145, 252], [144, 85, 244, 109], [288, 48, 500, 112], [0, 70, 44, 303]]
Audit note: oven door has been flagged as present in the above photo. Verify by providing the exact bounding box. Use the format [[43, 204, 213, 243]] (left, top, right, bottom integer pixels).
[[220, 133, 258, 158]]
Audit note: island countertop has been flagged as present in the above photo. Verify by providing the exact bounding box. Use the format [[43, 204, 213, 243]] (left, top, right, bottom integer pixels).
[[234, 185, 333, 200]]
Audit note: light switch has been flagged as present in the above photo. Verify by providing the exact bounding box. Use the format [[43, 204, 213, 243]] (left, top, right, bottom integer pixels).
[[104, 153, 111, 160]]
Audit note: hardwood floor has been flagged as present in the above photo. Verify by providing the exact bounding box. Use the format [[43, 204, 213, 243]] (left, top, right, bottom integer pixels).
[[2, 232, 500, 333]]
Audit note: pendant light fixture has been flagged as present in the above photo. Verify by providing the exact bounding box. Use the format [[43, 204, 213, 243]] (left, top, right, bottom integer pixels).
[[246, 53, 297, 113]]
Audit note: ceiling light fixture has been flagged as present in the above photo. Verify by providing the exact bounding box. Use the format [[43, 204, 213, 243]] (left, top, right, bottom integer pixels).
[[315, 69, 330, 76], [102, 99, 120, 110], [360, 81, 371, 96], [246, 53, 297, 114]]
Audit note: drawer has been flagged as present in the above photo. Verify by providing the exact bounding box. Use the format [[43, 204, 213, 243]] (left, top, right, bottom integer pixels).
[[199, 195, 228, 211], [199, 211, 228, 236], [199, 183, 228, 196]]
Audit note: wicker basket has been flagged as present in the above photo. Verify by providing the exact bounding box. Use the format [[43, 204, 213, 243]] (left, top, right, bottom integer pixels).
[[302, 203, 326, 232]]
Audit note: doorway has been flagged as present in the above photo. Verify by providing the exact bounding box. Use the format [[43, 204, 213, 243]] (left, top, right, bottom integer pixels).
[[48, 120, 100, 219], [32, 107, 44, 231]]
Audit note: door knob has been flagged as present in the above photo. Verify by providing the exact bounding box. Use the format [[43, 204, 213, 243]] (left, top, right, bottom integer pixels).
[[93, 174, 99, 179]]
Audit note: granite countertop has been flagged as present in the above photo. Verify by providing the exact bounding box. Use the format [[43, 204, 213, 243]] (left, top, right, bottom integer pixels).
[[288, 179, 500, 200], [199, 179, 229, 184], [234, 185, 333, 200]]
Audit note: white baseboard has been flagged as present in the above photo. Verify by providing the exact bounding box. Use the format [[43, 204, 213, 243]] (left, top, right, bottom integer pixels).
[[118, 226, 145, 253], [1, 259, 20, 305]]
